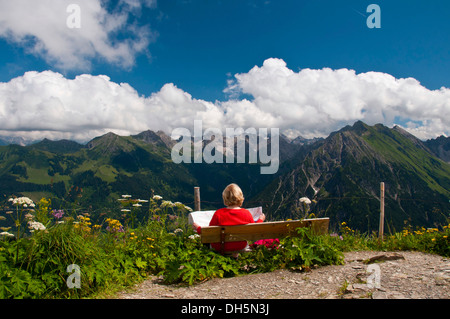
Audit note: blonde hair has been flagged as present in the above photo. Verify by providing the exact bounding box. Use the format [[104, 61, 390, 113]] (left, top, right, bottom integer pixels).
[[222, 183, 244, 207]]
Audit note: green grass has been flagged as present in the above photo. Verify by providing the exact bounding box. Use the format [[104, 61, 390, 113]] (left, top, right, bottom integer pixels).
[[362, 126, 450, 196], [17, 167, 71, 185], [94, 165, 119, 183]]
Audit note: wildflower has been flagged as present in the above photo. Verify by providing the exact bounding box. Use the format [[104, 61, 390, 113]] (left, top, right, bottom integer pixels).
[[431, 238, 436, 242], [161, 200, 174, 208], [188, 234, 200, 240], [0, 231, 14, 238], [152, 195, 162, 200], [105, 218, 124, 233], [132, 203, 142, 207], [74, 215, 91, 232], [28, 221, 46, 232], [10, 197, 35, 207], [299, 197, 311, 205], [121, 209, 131, 212], [52, 209, 64, 219], [174, 228, 183, 234], [121, 195, 132, 198], [443, 236, 448, 239]]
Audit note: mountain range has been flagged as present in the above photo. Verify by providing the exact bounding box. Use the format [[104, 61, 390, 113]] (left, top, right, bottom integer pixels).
[[253, 121, 449, 231], [0, 121, 448, 232]]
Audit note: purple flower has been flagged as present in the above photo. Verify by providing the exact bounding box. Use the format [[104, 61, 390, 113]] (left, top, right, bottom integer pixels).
[[52, 209, 64, 219], [106, 225, 124, 233]]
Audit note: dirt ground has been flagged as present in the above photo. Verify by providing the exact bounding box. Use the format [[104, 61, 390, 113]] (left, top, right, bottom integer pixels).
[[116, 251, 449, 299]]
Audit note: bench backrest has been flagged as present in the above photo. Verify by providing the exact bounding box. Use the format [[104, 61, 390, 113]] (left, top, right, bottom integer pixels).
[[200, 217, 330, 245]]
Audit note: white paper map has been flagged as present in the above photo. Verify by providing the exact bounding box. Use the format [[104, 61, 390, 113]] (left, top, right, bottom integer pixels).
[[188, 207, 263, 227]]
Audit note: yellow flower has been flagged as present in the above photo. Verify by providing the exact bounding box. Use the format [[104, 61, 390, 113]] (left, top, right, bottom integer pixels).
[[443, 236, 448, 239], [431, 238, 436, 242]]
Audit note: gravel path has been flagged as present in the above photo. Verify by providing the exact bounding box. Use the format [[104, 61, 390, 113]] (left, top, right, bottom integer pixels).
[[116, 251, 449, 299]]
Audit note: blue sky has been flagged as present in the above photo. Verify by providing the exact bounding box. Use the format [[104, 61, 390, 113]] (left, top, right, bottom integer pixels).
[[0, 0, 449, 141]]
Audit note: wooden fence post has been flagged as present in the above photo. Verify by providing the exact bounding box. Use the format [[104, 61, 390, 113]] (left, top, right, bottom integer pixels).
[[194, 187, 201, 211], [379, 182, 385, 239]]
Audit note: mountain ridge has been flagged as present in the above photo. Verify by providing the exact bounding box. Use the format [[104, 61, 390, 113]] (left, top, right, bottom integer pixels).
[[252, 121, 450, 232], [0, 121, 448, 232]]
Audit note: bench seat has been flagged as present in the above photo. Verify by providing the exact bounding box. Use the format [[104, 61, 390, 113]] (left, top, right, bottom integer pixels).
[[200, 217, 330, 254]]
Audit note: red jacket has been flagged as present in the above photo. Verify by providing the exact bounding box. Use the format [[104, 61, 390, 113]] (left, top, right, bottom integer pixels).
[[196, 208, 264, 252]]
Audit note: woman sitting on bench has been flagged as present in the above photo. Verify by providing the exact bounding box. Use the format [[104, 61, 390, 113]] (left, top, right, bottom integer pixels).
[[193, 183, 265, 255]]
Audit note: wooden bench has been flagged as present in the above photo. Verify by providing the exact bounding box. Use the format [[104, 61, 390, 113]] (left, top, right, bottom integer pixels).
[[200, 217, 330, 255]]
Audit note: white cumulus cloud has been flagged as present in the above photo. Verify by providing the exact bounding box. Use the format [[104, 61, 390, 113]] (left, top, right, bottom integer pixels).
[[0, 58, 448, 143], [0, 70, 223, 142], [224, 58, 450, 140], [0, 0, 156, 71]]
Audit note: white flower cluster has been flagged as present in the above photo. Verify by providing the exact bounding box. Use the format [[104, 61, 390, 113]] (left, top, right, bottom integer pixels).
[[160, 200, 192, 212], [0, 231, 14, 238], [188, 234, 200, 240], [160, 200, 175, 208], [8, 197, 35, 208], [28, 221, 46, 232], [152, 195, 162, 200], [299, 197, 311, 205]]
